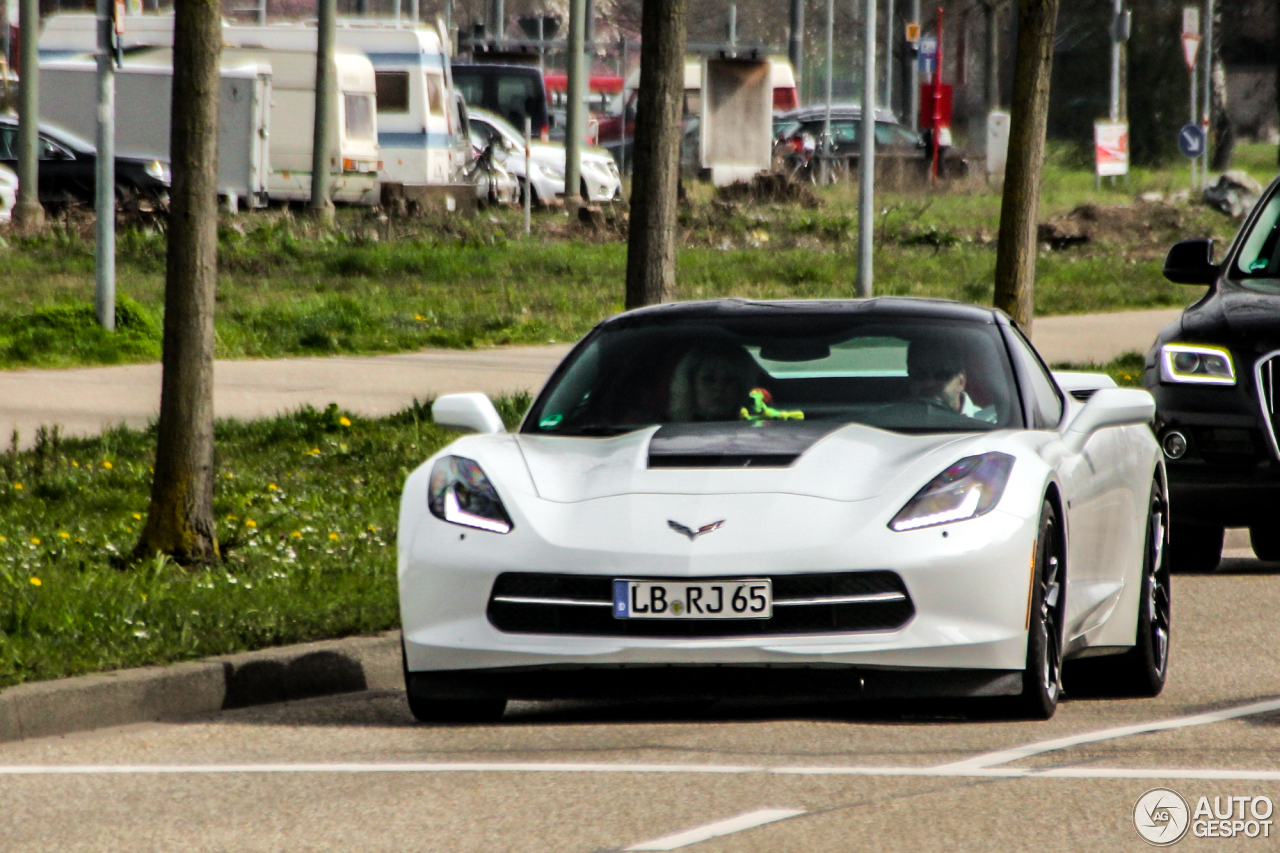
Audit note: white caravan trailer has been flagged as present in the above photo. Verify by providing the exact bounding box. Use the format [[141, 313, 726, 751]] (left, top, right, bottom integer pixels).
[[39, 15, 382, 205], [40, 14, 465, 191], [225, 21, 467, 188], [39, 59, 272, 208], [125, 45, 380, 204]]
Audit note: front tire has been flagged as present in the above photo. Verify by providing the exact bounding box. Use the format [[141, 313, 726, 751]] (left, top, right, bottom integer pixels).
[[402, 641, 506, 723], [1009, 500, 1064, 720], [1250, 525, 1280, 562], [1064, 478, 1171, 698], [1169, 520, 1223, 573]]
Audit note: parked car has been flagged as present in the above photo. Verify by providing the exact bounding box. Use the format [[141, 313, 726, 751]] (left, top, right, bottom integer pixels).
[[0, 164, 17, 223], [451, 63, 552, 142], [0, 116, 170, 207], [400, 297, 1169, 722], [1147, 181, 1280, 571], [776, 104, 968, 181], [465, 129, 519, 207], [467, 107, 621, 205]]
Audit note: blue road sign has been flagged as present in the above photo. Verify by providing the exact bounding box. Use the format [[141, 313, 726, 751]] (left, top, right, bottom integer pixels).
[[1178, 124, 1206, 159]]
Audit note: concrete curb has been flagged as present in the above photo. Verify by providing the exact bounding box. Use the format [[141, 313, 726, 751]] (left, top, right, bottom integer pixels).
[[0, 630, 403, 743]]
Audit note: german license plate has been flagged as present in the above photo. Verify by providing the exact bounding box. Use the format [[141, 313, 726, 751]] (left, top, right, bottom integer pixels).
[[612, 579, 772, 619]]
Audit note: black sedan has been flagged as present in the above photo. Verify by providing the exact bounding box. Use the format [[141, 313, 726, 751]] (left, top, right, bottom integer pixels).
[[0, 116, 170, 207], [1147, 180, 1280, 571], [776, 104, 969, 180]]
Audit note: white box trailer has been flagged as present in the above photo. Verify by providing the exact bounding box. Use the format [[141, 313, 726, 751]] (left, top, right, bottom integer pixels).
[[39, 59, 272, 209], [225, 21, 469, 189], [699, 58, 773, 187], [38, 14, 382, 205], [41, 13, 467, 192]]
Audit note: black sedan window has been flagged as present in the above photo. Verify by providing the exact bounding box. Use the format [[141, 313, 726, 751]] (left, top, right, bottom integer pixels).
[[526, 316, 1023, 437], [1233, 193, 1280, 292]]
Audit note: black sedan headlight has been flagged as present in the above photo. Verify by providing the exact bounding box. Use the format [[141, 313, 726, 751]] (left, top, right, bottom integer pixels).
[[1159, 344, 1235, 385], [427, 456, 512, 534]]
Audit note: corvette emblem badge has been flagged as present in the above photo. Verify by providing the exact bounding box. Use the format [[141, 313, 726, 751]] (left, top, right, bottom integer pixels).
[[668, 519, 725, 541]]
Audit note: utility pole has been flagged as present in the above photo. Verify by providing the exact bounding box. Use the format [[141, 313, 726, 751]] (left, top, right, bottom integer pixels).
[[95, 0, 115, 331], [310, 0, 335, 223], [623, 0, 689, 307], [822, 0, 833, 184], [565, 0, 586, 206], [885, 0, 894, 113], [789, 0, 804, 95], [491, 0, 503, 42], [15, 0, 42, 229], [909, 0, 920, 131], [986, 1, 1001, 112], [1202, 0, 1212, 182], [857, 0, 876, 297], [728, 4, 736, 53], [1109, 0, 1122, 121]]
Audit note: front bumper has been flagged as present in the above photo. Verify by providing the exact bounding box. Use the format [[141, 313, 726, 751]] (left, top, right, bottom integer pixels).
[[399, 491, 1039, 686]]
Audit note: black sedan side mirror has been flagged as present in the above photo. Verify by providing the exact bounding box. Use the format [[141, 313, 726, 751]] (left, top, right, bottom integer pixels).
[[1163, 238, 1219, 285]]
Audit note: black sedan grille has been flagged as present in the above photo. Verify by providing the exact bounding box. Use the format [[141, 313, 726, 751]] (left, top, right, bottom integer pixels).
[[1259, 353, 1280, 461], [487, 571, 915, 638]]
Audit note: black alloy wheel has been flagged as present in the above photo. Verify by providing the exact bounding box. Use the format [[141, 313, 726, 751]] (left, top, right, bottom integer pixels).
[[1250, 525, 1280, 562], [402, 641, 507, 724], [1064, 478, 1171, 698], [1168, 520, 1223, 573], [1011, 500, 1064, 720]]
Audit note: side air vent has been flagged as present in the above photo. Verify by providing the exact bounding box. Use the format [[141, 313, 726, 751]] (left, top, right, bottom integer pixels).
[[648, 453, 799, 468]]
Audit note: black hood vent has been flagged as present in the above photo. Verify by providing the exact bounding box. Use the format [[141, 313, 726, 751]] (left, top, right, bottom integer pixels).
[[646, 421, 841, 469]]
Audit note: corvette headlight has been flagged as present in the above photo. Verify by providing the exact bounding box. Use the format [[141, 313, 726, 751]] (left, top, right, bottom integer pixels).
[[889, 453, 1015, 532], [144, 159, 171, 183], [427, 456, 512, 534], [1159, 343, 1235, 385]]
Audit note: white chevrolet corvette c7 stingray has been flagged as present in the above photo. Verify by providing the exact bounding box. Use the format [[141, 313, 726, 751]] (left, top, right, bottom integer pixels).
[[398, 298, 1171, 722]]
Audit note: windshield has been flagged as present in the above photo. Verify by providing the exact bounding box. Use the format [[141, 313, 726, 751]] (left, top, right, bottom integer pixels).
[[1231, 192, 1280, 294], [523, 314, 1023, 437]]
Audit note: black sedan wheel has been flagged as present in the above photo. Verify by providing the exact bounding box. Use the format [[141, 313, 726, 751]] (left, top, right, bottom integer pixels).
[[1064, 478, 1171, 698], [1250, 525, 1280, 562], [1010, 500, 1064, 720]]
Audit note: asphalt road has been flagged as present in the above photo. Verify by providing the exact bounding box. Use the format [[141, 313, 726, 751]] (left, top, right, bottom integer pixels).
[[2, 540, 1278, 851]]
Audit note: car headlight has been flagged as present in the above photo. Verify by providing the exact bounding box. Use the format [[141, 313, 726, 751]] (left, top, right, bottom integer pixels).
[[1159, 343, 1235, 385], [536, 161, 565, 181], [144, 159, 171, 183], [889, 453, 1015, 532], [427, 456, 512, 534]]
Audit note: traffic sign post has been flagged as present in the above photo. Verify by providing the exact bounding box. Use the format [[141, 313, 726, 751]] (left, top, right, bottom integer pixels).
[[1178, 124, 1206, 159], [1182, 7, 1200, 191]]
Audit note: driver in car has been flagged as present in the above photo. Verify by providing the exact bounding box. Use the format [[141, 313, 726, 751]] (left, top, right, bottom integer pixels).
[[669, 342, 760, 422], [907, 341, 985, 418]]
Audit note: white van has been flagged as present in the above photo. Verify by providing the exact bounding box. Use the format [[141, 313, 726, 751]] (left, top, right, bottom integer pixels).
[[225, 21, 467, 188]]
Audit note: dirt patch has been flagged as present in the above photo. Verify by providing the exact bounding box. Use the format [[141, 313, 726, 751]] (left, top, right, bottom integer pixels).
[[1038, 200, 1212, 261], [714, 172, 821, 207]]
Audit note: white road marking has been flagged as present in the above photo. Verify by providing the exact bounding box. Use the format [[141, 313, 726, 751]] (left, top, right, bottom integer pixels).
[[624, 809, 805, 851], [934, 697, 1280, 771], [6, 762, 1280, 781]]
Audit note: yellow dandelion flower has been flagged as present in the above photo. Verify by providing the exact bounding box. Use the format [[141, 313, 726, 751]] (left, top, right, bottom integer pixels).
[[245, 519, 257, 528], [71, 460, 79, 467], [291, 530, 302, 538], [30, 537, 40, 545], [0, 535, 6, 543], [29, 577, 41, 586], [226, 514, 237, 521], [328, 532, 339, 541], [366, 524, 378, 532], [102, 460, 113, 469], [268, 483, 279, 491], [58, 531, 70, 539], [13, 483, 22, 490], [339, 416, 352, 427], [132, 513, 142, 520], [140, 594, 147, 602]]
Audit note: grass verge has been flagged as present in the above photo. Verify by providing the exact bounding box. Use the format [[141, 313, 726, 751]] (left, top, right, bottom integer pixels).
[[0, 396, 525, 690]]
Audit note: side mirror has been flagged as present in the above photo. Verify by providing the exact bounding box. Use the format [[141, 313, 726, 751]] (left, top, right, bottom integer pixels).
[[1163, 238, 1219, 285], [432, 393, 505, 434], [1061, 388, 1155, 454]]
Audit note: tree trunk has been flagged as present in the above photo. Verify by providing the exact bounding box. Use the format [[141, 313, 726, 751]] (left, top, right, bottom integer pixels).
[[1209, 57, 1233, 172], [624, 0, 688, 309], [992, 0, 1058, 334], [133, 0, 221, 565]]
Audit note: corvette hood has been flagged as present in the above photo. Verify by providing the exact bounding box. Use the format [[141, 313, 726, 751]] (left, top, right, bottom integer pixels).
[[515, 422, 970, 503]]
